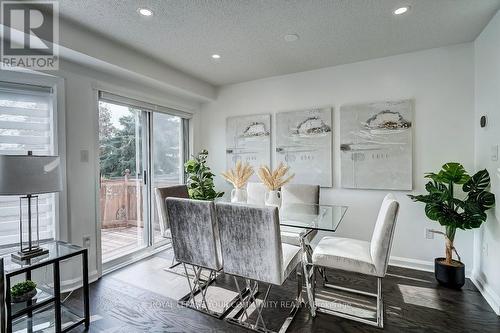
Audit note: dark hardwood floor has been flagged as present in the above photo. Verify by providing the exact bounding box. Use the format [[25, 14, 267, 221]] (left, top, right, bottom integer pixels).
[[67, 249, 500, 333]]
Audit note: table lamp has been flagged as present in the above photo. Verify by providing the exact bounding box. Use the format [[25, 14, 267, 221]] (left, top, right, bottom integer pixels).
[[0, 151, 62, 260]]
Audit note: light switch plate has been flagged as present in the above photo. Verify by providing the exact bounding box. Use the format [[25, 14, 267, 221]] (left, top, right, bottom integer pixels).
[[80, 150, 89, 163], [491, 145, 498, 162]]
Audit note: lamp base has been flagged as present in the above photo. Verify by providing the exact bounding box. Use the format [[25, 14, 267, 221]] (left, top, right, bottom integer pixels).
[[11, 247, 49, 261]]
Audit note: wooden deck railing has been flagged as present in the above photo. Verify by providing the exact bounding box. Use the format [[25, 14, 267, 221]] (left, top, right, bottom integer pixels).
[[100, 172, 143, 229]]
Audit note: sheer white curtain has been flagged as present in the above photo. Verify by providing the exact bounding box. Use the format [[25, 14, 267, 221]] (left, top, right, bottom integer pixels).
[[0, 82, 56, 246]]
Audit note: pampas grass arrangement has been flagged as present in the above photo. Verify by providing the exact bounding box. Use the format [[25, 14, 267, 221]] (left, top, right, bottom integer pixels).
[[258, 163, 294, 191], [221, 161, 254, 189]]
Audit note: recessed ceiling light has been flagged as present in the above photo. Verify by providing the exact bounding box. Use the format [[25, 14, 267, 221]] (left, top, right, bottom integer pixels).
[[211, 54, 221, 59], [138, 8, 153, 16], [284, 34, 299, 42], [393, 6, 410, 15]]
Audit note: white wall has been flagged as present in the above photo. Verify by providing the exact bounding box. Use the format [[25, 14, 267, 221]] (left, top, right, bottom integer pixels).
[[473, 10, 500, 315], [199, 43, 476, 272]]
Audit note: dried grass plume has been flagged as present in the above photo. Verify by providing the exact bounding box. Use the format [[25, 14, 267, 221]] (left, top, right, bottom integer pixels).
[[221, 161, 254, 189], [258, 163, 294, 191]]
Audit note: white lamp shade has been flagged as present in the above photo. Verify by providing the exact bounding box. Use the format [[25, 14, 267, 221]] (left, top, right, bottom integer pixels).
[[0, 155, 62, 195]]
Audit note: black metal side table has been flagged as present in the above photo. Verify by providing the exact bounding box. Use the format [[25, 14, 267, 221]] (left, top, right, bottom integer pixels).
[[1, 241, 89, 333]]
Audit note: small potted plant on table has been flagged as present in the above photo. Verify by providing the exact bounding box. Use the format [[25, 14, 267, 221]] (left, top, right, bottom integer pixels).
[[11, 280, 37, 303], [409, 163, 495, 289]]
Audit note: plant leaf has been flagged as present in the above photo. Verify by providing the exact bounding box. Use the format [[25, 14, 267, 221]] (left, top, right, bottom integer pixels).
[[438, 162, 470, 184], [463, 169, 490, 193]]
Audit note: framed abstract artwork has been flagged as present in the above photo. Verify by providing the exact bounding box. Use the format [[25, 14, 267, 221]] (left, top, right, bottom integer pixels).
[[275, 107, 333, 187], [226, 114, 271, 181], [340, 99, 413, 190]]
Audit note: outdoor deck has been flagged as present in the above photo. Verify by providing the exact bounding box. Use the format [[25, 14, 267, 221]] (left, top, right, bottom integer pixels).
[[101, 226, 166, 263], [101, 226, 143, 262]]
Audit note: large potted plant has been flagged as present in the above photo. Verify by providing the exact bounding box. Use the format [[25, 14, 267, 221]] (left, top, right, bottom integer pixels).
[[409, 163, 495, 289], [185, 149, 224, 200]]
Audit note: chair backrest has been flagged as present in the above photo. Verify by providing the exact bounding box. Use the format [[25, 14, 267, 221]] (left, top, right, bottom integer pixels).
[[166, 197, 222, 270], [154, 185, 189, 237], [246, 182, 267, 205], [370, 193, 399, 276], [215, 202, 285, 285], [281, 184, 320, 205]]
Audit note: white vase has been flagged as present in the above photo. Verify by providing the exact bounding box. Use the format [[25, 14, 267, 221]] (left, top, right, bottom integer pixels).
[[265, 190, 282, 208], [231, 188, 247, 203]]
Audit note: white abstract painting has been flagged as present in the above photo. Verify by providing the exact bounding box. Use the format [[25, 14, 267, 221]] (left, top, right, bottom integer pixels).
[[226, 114, 271, 181], [340, 99, 413, 190], [275, 107, 333, 187]]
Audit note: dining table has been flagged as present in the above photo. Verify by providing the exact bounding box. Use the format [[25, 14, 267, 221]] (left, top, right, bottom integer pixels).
[[216, 197, 349, 316]]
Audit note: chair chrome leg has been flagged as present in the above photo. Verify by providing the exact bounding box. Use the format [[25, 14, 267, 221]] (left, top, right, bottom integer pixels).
[[182, 263, 199, 308], [227, 278, 300, 333], [234, 277, 252, 323], [178, 264, 233, 319], [316, 274, 384, 328], [169, 255, 179, 268], [377, 277, 383, 328]]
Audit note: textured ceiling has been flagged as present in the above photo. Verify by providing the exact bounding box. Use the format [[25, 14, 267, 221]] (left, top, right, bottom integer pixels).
[[58, 0, 500, 86]]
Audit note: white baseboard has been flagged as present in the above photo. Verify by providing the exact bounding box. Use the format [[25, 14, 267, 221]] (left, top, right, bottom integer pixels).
[[470, 272, 500, 316], [61, 270, 99, 293], [389, 255, 472, 277], [389, 256, 434, 273]]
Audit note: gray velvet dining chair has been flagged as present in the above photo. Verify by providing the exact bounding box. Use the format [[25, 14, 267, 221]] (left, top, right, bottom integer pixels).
[[166, 197, 228, 317], [155, 185, 189, 268], [310, 193, 399, 327], [155, 185, 189, 238], [215, 201, 303, 333]]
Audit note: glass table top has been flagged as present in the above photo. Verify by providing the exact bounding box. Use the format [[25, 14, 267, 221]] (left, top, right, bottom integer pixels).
[[216, 198, 348, 232], [1, 241, 84, 274]]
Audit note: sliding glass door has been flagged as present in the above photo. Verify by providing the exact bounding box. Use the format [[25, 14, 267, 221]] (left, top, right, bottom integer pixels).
[[98, 93, 189, 269], [98, 101, 148, 263], [151, 112, 183, 243]]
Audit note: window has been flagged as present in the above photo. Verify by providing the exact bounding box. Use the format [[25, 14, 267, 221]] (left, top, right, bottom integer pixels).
[[0, 81, 56, 247]]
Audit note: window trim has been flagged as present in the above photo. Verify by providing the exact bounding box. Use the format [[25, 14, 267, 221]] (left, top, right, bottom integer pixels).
[[98, 91, 193, 119], [0, 70, 68, 243]]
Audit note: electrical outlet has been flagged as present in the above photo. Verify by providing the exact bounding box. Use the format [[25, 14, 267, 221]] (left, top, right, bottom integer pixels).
[[425, 228, 434, 239], [83, 235, 91, 248]]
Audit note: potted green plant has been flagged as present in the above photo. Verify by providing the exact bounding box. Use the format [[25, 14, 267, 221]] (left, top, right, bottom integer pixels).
[[185, 149, 224, 200], [11, 280, 37, 303], [408, 163, 495, 289]]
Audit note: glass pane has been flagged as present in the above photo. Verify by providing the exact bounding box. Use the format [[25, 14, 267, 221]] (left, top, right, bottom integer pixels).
[[151, 112, 183, 244], [98, 101, 146, 262]]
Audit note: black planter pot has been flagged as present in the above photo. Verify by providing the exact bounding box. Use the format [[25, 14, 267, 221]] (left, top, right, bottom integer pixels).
[[434, 258, 465, 289]]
